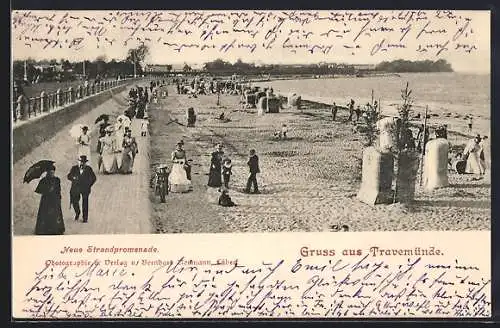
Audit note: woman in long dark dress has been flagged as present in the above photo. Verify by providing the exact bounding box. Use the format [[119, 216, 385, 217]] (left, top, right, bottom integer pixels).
[[34, 165, 65, 235], [207, 144, 224, 188]]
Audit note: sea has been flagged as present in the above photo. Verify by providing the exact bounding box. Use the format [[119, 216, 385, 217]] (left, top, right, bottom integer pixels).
[[256, 73, 490, 120]]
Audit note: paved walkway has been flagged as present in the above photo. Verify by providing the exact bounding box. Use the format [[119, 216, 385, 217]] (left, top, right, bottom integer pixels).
[[13, 88, 152, 235]]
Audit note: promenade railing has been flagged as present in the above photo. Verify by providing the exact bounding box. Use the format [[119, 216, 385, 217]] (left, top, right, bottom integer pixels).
[[11, 77, 146, 124]]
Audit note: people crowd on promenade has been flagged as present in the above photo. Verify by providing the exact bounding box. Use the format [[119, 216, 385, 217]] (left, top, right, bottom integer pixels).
[[29, 80, 166, 235]]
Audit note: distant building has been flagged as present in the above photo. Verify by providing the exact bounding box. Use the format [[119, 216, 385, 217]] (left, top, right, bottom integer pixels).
[[33, 64, 63, 73], [352, 64, 376, 71], [145, 65, 173, 73]]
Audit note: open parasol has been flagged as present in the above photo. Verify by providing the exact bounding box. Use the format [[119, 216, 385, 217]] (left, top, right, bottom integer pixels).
[[69, 124, 85, 139], [23, 160, 55, 183], [95, 114, 110, 124]]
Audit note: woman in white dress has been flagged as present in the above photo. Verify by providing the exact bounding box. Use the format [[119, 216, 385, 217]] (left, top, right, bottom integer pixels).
[[77, 126, 91, 163], [168, 142, 192, 193], [99, 127, 118, 174], [114, 119, 126, 170], [464, 135, 485, 175], [114, 119, 125, 152]]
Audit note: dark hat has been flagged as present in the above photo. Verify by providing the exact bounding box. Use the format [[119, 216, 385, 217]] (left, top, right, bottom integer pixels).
[[78, 155, 89, 162], [82, 126, 89, 130]]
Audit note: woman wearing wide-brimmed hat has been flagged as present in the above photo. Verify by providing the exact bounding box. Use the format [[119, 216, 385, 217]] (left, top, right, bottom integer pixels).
[[120, 129, 137, 174], [99, 126, 118, 174], [34, 163, 65, 235]]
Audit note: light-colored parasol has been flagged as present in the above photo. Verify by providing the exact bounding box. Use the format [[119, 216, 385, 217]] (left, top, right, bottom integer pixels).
[[69, 124, 85, 139]]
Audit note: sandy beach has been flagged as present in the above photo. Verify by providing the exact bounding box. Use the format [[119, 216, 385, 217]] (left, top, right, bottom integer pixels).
[[148, 85, 490, 233]]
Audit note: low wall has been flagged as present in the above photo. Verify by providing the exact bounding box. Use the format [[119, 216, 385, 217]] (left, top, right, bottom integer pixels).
[[13, 84, 130, 163]]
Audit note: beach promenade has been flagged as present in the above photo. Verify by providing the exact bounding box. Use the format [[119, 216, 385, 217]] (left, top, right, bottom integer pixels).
[[12, 83, 491, 236], [12, 88, 152, 235]]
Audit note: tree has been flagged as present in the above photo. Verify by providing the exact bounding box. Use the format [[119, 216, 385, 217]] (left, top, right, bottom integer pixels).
[[183, 64, 192, 72], [127, 44, 150, 73], [94, 56, 107, 76], [375, 59, 454, 72]]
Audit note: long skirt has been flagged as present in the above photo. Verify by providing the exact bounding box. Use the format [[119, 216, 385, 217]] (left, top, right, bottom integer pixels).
[[169, 163, 192, 193], [101, 152, 118, 173], [423, 145, 449, 191], [115, 152, 123, 170], [208, 167, 222, 187], [35, 195, 65, 235], [120, 151, 134, 174], [465, 152, 484, 174]]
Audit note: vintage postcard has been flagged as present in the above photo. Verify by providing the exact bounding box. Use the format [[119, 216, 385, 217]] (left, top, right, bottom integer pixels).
[[11, 10, 491, 319]]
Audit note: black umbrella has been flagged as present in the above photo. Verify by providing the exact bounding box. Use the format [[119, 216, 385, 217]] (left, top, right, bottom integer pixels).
[[95, 114, 110, 124], [23, 160, 55, 183]]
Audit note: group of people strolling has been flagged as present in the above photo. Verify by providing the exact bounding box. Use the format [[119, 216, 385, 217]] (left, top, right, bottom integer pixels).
[[98, 122, 139, 175]]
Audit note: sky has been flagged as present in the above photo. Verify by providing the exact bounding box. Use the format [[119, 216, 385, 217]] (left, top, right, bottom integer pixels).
[[11, 10, 491, 73]]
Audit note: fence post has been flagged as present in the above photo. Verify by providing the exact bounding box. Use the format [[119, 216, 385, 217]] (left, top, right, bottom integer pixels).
[[68, 87, 73, 103], [40, 91, 46, 112], [17, 95, 28, 120], [56, 88, 62, 107]]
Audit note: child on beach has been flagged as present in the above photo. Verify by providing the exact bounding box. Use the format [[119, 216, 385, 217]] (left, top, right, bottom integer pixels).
[[281, 124, 288, 139], [222, 158, 233, 189], [218, 188, 236, 207], [355, 105, 362, 121]]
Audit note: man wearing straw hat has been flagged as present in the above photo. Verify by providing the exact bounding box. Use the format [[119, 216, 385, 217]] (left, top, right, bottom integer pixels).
[[67, 155, 97, 223]]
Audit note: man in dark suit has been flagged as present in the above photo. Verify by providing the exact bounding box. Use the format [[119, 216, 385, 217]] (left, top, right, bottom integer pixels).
[[245, 149, 260, 194], [67, 155, 97, 222]]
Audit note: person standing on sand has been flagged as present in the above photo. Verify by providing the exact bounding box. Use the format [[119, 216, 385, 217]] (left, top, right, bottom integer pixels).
[[171, 142, 191, 181], [208, 144, 224, 188], [479, 136, 489, 174], [468, 116, 473, 133], [356, 105, 363, 121], [347, 99, 355, 121], [245, 149, 260, 194], [222, 158, 233, 189], [331, 102, 338, 121], [463, 135, 485, 175]]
